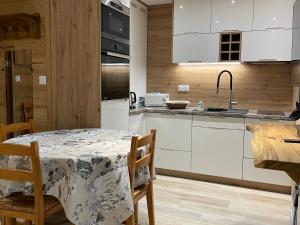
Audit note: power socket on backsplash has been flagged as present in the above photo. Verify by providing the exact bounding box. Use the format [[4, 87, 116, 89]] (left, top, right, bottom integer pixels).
[[178, 84, 189, 93]]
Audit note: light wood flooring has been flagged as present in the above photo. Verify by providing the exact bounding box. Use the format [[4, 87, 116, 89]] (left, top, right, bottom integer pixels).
[[46, 175, 292, 225]]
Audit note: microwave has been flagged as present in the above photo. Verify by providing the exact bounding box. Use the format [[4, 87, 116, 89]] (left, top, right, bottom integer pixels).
[[101, 0, 129, 44], [144, 93, 170, 107]]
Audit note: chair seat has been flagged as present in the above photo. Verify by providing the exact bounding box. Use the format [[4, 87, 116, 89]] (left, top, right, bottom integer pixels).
[[0, 193, 61, 214]]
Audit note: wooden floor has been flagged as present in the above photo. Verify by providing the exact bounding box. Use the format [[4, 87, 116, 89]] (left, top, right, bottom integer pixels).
[[46, 175, 292, 225]]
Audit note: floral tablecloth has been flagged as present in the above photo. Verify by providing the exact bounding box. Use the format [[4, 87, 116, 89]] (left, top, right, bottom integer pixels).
[[0, 129, 149, 225]]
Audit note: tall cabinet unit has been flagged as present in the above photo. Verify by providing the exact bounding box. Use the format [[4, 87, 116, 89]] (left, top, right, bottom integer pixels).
[[293, 0, 300, 60], [130, 0, 148, 100]]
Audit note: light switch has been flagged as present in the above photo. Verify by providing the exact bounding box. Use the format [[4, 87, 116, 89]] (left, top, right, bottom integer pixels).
[[15, 75, 21, 82], [39, 75, 47, 85], [178, 84, 190, 92]]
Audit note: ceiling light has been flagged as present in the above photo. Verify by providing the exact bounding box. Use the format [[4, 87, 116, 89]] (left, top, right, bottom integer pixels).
[[179, 5, 183, 9], [231, 0, 236, 4], [272, 17, 277, 21]]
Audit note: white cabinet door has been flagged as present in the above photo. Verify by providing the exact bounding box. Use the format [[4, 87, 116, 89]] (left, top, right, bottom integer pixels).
[[294, 0, 300, 28], [146, 113, 192, 151], [191, 127, 244, 179], [129, 113, 146, 135], [243, 158, 291, 186], [155, 148, 191, 172], [130, 0, 147, 100], [253, 0, 295, 30], [193, 116, 244, 130], [241, 29, 293, 62], [173, 0, 211, 35], [293, 28, 300, 60], [101, 99, 129, 130], [211, 0, 253, 32], [173, 33, 219, 63]]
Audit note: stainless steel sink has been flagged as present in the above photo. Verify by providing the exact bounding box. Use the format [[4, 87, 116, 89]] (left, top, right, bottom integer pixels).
[[205, 108, 249, 114], [226, 109, 249, 114]]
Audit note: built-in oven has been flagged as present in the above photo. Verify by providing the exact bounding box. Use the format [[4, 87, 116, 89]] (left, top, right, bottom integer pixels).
[[101, 54, 129, 100], [101, 26, 130, 100], [101, 0, 130, 44]]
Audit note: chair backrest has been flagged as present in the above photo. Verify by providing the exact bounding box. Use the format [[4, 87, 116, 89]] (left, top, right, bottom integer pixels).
[[0, 142, 44, 224], [0, 119, 35, 142], [128, 129, 157, 192], [22, 102, 33, 122]]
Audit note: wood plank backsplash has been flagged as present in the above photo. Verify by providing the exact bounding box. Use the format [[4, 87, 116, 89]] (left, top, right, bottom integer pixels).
[[147, 4, 294, 111]]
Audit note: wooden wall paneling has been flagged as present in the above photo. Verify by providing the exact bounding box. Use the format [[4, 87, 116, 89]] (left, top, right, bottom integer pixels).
[[291, 62, 300, 85], [50, 0, 101, 129], [12, 64, 33, 123], [0, 50, 5, 124], [0, 0, 50, 131], [147, 5, 293, 111]]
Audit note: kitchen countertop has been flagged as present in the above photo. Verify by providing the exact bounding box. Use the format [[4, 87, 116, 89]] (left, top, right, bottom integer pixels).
[[130, 106, 293, 121], [246, 124, 300, 183]]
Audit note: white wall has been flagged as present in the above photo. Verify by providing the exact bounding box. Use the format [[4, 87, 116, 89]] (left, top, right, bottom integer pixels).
[[130, 0, 148, 102]]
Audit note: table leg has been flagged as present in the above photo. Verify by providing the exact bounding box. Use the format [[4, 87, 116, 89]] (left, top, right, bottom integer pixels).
[[291, 184, 299, 225]]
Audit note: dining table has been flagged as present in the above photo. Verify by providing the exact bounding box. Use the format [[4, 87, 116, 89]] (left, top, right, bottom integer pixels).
[[0, 129, 150, 225]]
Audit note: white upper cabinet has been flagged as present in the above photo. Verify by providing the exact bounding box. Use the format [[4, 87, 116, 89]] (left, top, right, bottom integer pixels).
[[294, 0, 300, 28], [253, 0, 295, 30], [173, 33, 219, 63], [211, 0, 253, 33], [242, 29, 293, 62], [293, 28, 300, 60], [173, 0, 211, 35]]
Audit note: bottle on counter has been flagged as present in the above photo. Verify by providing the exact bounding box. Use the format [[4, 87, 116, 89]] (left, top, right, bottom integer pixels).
[[197, 100, 205, 111]]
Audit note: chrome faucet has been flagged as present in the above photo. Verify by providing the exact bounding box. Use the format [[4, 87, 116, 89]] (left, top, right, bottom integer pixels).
[[216, 70, 237, 110]]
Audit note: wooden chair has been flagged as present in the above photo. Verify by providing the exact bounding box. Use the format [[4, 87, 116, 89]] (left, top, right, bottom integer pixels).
[[126, 129, 157, 225], [0, 142, 64, 225], [0, 120, 35, 142], [22, 102, 33, 123]]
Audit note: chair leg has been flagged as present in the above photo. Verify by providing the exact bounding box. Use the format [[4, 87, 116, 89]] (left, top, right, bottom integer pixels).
[[24, 220, 33, 225], [4, 217, 16, 225], [126, 214, 135, 225], [146, 182, 155, 225], [134, 203, 138, 225]]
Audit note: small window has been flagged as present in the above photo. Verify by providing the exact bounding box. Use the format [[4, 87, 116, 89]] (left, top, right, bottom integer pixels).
[[219, 32, 242, 62]]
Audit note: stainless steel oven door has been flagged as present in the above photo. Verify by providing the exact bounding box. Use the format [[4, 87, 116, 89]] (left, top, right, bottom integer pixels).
[[101, 52, 130, 100]]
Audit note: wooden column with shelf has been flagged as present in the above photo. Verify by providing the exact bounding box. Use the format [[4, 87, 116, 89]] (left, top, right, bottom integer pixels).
[[0, 0, 101, 130]]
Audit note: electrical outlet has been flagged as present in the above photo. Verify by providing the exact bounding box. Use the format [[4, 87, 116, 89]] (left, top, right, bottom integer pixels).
[[39, 75, 47, 85], [178, 84, 190, 92], [15, 75, 21, 82]]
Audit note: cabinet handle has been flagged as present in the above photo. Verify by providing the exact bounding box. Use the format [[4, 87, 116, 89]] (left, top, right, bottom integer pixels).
[[259, 59, 277, 62], [266, 27, 285, 30], [187, 60, 203, 63]]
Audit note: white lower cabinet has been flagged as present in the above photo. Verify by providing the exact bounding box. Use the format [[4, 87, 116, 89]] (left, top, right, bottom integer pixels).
[[191, 126, 244, 179], [146, 113, 192, 152], [243, 158, 291, 186], [155, 148, 191, 172], [129, 113, 146, 135]]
